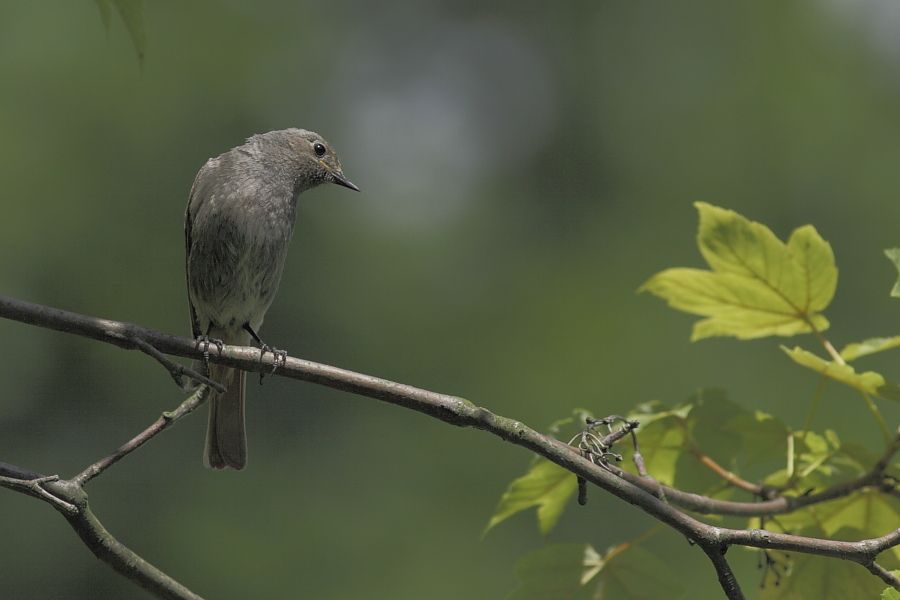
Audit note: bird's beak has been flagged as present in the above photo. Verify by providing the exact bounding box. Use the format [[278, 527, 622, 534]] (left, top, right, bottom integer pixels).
[[330, 170, 360, 192]]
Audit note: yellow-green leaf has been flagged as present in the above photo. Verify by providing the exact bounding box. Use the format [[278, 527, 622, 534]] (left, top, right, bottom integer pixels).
[[626, 402, 692, 485], [641, 203, 836, 341], [485, 460, 577, 536], [786, 225, 839, 313], [642, 268, 826, 340], [887, 248, 900, 298], [592, 544, 686, 599], [811, 489, 900, 546], [841, 336, 900, 362], [882, 574, 900, 600], [782, 346, 899, 402]]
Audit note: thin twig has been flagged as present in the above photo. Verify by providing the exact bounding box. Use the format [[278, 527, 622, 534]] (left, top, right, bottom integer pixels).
[[0, 474, 77, 515], [807, 321, 845, 365], [865, 561, 900, 589], [2, 294, 899, 597], [131, 337, 224, 393], [623, 426, 900, 517], [688, 442, 767, 496], [72, 386, 212, 486], [860, 392, 892, 446], [0, 464, 204, 600], [800, 374, 828, 438]]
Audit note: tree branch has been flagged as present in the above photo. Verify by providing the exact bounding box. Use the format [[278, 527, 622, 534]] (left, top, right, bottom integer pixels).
[[2, 294, 898, 597], [688, 442, 769, 497], [866, 560, 900, 589], [0, 463, 204, 600], [73, 386, 212, 486], [701, 545, 744, 600], [606, 452, 895, 517]]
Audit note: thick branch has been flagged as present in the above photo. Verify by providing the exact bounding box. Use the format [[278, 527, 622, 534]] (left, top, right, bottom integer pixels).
[[2, 295, 899, 596]]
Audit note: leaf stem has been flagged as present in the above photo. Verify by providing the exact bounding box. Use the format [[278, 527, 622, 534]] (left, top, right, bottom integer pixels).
[[860, 392, 892, 446], [807, 322, 845, 365], [800, 375, 828, 439]]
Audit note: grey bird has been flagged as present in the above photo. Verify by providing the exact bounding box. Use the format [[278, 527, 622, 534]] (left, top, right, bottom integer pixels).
[[185, 128, 359, 470]]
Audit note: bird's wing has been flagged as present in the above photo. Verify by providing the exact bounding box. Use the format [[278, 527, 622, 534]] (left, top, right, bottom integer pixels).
[[185, 160, 212, 339]]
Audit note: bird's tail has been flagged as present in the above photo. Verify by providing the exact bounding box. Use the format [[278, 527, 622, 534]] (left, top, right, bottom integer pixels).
[[203, 363, 247, 470]]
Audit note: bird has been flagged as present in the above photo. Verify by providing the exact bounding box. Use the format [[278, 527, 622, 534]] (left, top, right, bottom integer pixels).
[[185, 128, 359, 470]]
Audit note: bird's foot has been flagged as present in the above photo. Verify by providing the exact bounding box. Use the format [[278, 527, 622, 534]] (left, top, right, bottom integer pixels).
[[258, 344, 287, 385], [194, 335, 225, 376]]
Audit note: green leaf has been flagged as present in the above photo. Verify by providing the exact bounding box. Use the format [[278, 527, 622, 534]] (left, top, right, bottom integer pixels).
[[508, 543, 686, 600], [94, 0, 146, 63], [841, 336, 900, 362], [547, 408, 594, 438], [485, 460, 577, 536], [782, 346, 900, 402], [641, 203, 836, 341], [785, 225, 839, 313], [627, 393, 790, 488], [886, 248, 900, 298], [626, 403, 691, 485], [689, 389, 743, 461], [756, 444, 900, 565], [812, 490, 900, 546], [881, 574, 900, 600], [594, 545, 686, 599], [642, 268, 826, 340], [721, 409, 789, 462]]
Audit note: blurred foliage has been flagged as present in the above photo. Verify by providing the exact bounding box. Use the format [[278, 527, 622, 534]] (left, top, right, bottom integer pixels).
[[783, 345, 900, 403], [508, 541, 686, 600], [842, 335, 900, 362], [888, 249, 900, 298], [2, 2, 900, 599], [488, 206, 898, 597], [93, 0, 145, 63]]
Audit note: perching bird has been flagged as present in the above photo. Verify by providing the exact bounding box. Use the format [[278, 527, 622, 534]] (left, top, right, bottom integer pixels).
[[185, 128, 359, 469]]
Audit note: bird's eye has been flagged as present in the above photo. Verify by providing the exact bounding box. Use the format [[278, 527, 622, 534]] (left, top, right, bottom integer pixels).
[[314, 142, 326, 157]]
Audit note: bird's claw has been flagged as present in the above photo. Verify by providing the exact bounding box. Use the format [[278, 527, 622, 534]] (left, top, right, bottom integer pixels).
[[194, 335, 225, 376], [258, 344, 287, 385]]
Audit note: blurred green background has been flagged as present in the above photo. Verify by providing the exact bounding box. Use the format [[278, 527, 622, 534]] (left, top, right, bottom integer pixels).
[[2, 1, 900, 598]]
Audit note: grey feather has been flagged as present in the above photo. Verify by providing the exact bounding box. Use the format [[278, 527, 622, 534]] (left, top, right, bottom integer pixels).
[[184, 128, 358, 470]]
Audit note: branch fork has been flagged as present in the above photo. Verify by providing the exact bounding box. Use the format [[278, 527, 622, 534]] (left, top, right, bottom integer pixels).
[[1, 294, 898, 599]]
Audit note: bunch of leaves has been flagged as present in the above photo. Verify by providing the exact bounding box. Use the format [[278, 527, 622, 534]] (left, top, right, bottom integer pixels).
[[488, 205, 900, 598], [485, 392, 789, 538], [642, 203, 900, 405]]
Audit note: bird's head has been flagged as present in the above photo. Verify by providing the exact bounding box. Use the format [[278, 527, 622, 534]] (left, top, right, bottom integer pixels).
[[257, 128, 359, 194]]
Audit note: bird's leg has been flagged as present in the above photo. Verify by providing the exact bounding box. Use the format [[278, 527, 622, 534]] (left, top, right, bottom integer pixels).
[[194, 324, 224, 377], [242, 323, 287, 384]]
